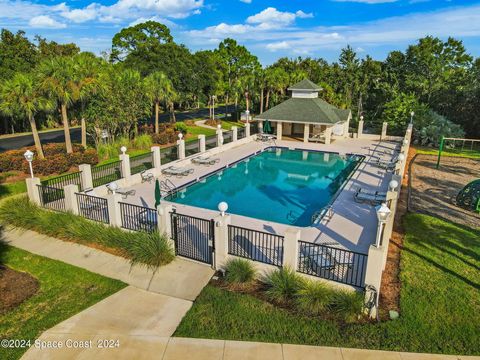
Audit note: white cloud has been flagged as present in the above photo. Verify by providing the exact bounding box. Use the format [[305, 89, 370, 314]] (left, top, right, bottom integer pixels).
[[240, 0, 252, 3], [266, 41, 290, 51], [246, 7, 313, 29], [60, 4, 99, 23], [29, 15, 66, 29]]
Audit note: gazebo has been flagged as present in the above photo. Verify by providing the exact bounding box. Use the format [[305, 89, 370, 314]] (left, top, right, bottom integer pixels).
[[254, 79, 351, 144]]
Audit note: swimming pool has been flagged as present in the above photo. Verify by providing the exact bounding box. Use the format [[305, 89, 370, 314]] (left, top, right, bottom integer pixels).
[[166, 148, 363, 226]]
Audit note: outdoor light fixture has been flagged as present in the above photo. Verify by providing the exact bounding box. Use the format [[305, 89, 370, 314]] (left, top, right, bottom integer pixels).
[[389, 179, 399, 191], [410, 111, 415, 124], [375, 202, 391, 247], [218, 201, 228, 217], [178, 133, 183, 140], [120, 146, 127, 155], [398, 153, 405, 162], [24, 150, 34, 178]]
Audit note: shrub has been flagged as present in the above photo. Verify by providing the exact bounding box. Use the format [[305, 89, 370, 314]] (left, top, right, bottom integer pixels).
[[184, 120, 195, 126], [126, 231, 174, 270], [262, 267, 304, 305], [331, 290, 364, 323], [205, 119, 218, 127], [132, 134, 153, 150], [224, 258, 256, 287], [175, 122, 188, 134], [415, 111, 465, 147], [296, 280, 334, 315]]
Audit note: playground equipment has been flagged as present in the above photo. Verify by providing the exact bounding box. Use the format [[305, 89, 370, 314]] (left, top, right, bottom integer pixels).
[[436, 137, 480, 169], [455, 179, 480, 213]]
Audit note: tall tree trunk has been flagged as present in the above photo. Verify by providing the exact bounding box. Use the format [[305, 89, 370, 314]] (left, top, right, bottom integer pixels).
[[260, 88, 264, 114], [235, 95, 238, 121], [61, 103, 73, 153], [170, 102, 176, 123], [81, 118, 87, 148], [29, 114, 44, 159], [266, 90, 270, 110], [155, 101, 159, 134]]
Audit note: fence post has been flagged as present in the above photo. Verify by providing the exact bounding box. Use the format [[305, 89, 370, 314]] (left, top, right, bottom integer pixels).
[[276, 122, 283, 140], [198, 134, 206, 153], [158, 203, 173, 237], [213, 214, 231, 270], [381, 122, 388, 140], [119, 154, 131, 183], [26, 177, 41, 205], [245, 122, 251, 137], [78, 164, 93, 189], [216, 125, 223, 148], [177, 139, 185, 159], [324, 127, 332, 145], [283, 228, 300, 270], [64, 184, 79, 215], [106, 193, 122, 227], [357, 119, 364, 138], [151, 146, 161, 169], [232, 126, 238, 142], [364, 245, 385, 318]]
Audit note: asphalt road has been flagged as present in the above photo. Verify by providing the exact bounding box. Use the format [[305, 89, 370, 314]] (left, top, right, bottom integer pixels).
[[0, 105, 235, 152]]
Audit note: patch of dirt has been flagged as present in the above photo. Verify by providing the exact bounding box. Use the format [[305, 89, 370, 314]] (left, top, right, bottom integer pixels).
[[409, 154, 480, 229], [0, 266, 39, 313]]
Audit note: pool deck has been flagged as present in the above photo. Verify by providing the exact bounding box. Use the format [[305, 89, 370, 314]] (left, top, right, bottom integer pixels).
[[120, 138, 399, 254]]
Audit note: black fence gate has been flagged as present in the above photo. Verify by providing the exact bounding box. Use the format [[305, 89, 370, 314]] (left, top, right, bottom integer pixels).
[[170, 212, 215, 265]]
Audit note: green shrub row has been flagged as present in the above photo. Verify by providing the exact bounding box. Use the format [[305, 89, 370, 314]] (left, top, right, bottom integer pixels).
[[223, 259, 364, 323], [0, 196, 175, 269]]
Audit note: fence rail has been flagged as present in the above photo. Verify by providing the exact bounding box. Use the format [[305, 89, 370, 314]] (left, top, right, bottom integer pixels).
[[92, 161, 123, 188], [223, 130, 233, 145], [238, 127, 246, 139], [160, 145, 178, 164], [205, 135, 217, 150], [228, 225, 284, 266], [76, 193, 109, 223], [297, 241, 368, 288], [37, 184, 65, 212], [130, 152, 154, 175], [119, 202, 157, 232], [186, 139, 200, 157], [41, 171, 83, 191]]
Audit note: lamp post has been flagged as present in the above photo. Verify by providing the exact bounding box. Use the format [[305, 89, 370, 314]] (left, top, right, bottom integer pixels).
[[218, 201, 228, 217], [24, 150, 34, 178], [410, 111, 414, 125], [212, 95, 216, 121], [375, 203, 391, 247]]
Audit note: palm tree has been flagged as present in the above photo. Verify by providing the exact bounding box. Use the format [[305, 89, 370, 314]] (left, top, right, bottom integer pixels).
[[39, 57, 79, 153], [144, 71, 173, 133], [0, 73, 52, 159]]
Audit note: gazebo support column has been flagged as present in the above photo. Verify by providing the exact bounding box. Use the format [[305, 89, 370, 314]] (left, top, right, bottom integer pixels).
[[303, 123, 310, 143], [276, 122, 283, 140], [324, 127, 332, 145]]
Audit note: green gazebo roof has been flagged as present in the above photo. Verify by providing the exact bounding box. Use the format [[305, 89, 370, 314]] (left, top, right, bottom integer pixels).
[[288, 79, 322, 91]]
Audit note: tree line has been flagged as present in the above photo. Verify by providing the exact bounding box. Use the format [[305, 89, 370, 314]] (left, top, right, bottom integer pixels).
[[0, 21, 479, 158]]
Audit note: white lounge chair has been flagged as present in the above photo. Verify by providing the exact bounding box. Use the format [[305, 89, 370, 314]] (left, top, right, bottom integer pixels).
[[106, 182, 136, 198], [309, 132, 326, 143], [161, 166, 194, 177], [191, 155, 220, 166], [353, 188, 386, 205], [141, 170, 154, 183]]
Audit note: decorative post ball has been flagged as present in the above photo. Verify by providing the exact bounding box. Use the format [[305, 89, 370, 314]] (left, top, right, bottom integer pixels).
[[398, 153, 406, 162], [120, 146, 127, 154], [178, 133, 183, 140], [218, 201, 228, 216], [389, 179, 399, 191], [217, 124, 222, 129], [403, 139, 408, 146], [360, 115, 364, 121]]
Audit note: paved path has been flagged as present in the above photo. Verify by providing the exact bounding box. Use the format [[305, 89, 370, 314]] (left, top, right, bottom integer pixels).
[[194, 119, 228, 132], [5, 229, 478, 359]]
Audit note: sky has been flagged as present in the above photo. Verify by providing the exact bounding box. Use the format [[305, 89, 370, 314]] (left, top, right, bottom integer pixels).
[[1, 0, 480, 64]]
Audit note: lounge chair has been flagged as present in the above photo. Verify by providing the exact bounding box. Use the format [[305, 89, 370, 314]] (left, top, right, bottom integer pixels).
[[79, 188, 105, 215], [353, 188, 386, 205], [309, 133, 326, 143], [355, 187, 388, 198], [141, 170, 154, 183], [372, 154, 398, 166], [161, 166, 194, 178], [191, 155, 220, 166], [106, 183, 136, 198]]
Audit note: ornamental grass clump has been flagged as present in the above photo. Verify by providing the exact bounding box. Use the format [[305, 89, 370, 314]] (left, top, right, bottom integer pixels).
[[224, 258, 256, 289], [295, 280, 334, 315], [262, 267, 304, 305], [126, 231, 174, 270], [331, 289, 365, 323]]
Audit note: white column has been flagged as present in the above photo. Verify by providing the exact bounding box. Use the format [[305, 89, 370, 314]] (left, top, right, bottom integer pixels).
[[106, 193, 122, 227], [216, 127, 223, 148], [64, 184, 79, 215], [232, 126, 238, 142], [158, 203, 173, 237], [245, 123, 251, 137], [283, 228, 300, 270], [198, 134, 206, 153], [381, 122, 388, 140], [258, 121, 263, 133], [364, 245, 385, 318], [357, 120, 364, 138], [303, 123, 310, 143], [177, 139, 186, 159], [151, 146, 161, 169], [324, 126, 332, 145], [276, 122, 283, 140], [26, 177, 41, 205], [78, 164, 93, 190], [119, 154, 131, 183], [213, 214, 231, 270]]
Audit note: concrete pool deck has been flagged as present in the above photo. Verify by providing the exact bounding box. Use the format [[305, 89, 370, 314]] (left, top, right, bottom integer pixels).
[[119, 137, 399, 254]]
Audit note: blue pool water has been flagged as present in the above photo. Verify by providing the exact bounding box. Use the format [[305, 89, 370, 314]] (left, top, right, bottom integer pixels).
[[166, 148, 362, 226]]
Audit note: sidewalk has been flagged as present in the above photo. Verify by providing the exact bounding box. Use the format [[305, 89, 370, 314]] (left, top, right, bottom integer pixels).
[[5, 229, 479, 360]]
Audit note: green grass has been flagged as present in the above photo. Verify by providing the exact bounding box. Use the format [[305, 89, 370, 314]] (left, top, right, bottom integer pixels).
[[0, 244, 126, 360], [175, 213, 480, 355], [185, 125, 216, 138], [0, 181, 26, 200], [221, 121, 245, 130], [415, 146, 480, 159]]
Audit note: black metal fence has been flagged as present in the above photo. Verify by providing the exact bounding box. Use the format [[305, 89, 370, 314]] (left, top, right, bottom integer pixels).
[[186, 139, 200, 157], [37, 184, 65, 212], [223, 130, 233, 145], [228, 225, 284, 266], [171, 212, 214, 264], [41, 171, 83, 191], [130, 152, 154, 175], [205, 135, 217, 150], [250, 122, 259, 135], [238, 127, 246, 139], [92, 161, 123, 187], [160, 145, 178, 164], [76, 193, 109, 223], [119, 202, 157, 232], [297, 241, 368, 288]]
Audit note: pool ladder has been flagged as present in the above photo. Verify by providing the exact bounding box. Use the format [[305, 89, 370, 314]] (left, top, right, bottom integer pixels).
[[160, 179, 176, 196]]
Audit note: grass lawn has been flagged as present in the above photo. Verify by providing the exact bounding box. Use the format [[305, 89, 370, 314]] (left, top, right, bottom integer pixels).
[[175, 213, 480, 355], [0, 181, 26, 200], [415, 146, 480, 159], [0, 244, 126, 360]]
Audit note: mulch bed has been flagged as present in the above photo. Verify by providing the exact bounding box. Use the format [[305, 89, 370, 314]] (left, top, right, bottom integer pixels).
[[0, 266, 39, 313]]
